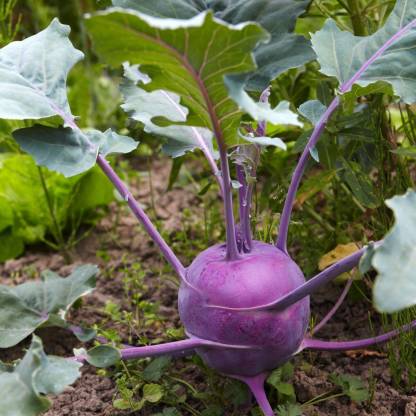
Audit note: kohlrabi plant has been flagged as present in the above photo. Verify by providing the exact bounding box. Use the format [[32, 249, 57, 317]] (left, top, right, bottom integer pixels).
[[1, 1, 416, 415]]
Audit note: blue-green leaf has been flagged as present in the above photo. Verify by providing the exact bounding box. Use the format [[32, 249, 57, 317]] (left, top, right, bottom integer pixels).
[[121, 63, 215, 158], [13, 126, 138, 177], [0, 336, 82, 416], [112, 0, 315, 90], [0, 265, 98, 348], [298, 100, 327, 125], [238, 132, 287, 149], [311, 0, 416, 103], [359, 242, 377, 275], [225, 76, 302, 127], [13, 126, 98, 177], [95, 129, 139, 156], [373, 190, 416, 313], [143, 356, 172, 382], [81, 345, 121, 368], [0, 18, 83, 120]]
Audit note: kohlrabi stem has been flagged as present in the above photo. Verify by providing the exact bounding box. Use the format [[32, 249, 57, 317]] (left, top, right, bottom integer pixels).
[[310, 278, 353, 335], [37, 166, 70, 262], [118, 338, 203, 360], [257, 87, 271, 137], [51, 106, 187, 280], [302, 319, 416, 351], [207, 246, 369, 312], [219, 142, 240, 260], [97, 155, 186, 279], [277, 17, 416, 253], [73, 338, 203, 364], [234, 88, 269, 253], [244, 183, 254, 251], [73, 336, 256, 364], [231, 373, 274, 416], [236, 164, 252, 252], [179, 56, 239, 261], [276, 96, 340, 252]]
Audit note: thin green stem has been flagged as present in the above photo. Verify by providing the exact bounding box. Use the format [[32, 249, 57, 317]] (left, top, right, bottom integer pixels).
[[314, 1, 351, 31], [347, 0, 367, 36], [303, 392, 345, 407], [37, 167, 71, 263], [303, 202, 336, 233]]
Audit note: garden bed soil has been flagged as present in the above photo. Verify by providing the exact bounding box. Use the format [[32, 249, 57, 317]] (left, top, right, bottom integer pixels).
[[1, 159, 415, 416]]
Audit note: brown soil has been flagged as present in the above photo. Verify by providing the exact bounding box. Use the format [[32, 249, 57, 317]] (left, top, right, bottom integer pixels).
[[1, 159, 415, 416]]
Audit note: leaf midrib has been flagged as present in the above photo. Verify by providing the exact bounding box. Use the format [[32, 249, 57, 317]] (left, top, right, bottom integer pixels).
[[109, 14, 232, 147]]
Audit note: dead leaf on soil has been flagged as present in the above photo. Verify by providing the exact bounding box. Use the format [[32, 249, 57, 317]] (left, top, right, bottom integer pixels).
[[345, 349, 387, 359], [319, 242, 361, 271]]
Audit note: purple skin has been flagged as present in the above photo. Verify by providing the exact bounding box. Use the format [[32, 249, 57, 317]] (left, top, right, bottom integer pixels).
[[179, 241, 310, 376]]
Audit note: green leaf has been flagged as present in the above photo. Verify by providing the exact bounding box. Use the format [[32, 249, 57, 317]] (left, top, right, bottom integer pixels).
[[311, 0, 416, 103], [0, 18, 83, 120], [296, 170, 336, 206], [112, 0, 202, 18], [13, 125, 138, 177], [143, 356, 171, 382], [341, 160, 380, 208], [13, 126, 98, 177], [330, 373, 369, 403], [84, 345, 121, 368], [112, 0, 315, 90], [0, 229, 24, 262], [36, 355, 82, 395], [224, 76, 302, 129], [70, 326, 97, 343], [143, 383, 163, 403], [392, 147, 416, 158], [0, 264, 98, 348], [276, 403, 303, 416], [0, 153, 114, 262], [96, 129, 138, 156], [0, 196, 13, 232], [70, 168, 114, 215], [154, 408, 182, 416], [86, 9, 299, 147], [0, 336, 82, 416], [359, 242, 377, 275], [373, 190, 416, 313], [298, 100, 327, 125], [238, 132, 287, 149], [121, 63, 215, 158], [201, 404, 223, 416], [67, 63, 121, 128], [224, 380, 250, 406], [275, 382, 295, 397], [343, 82, 394, 108], [167, 157, 184, 191], [113, 399, 133, 410]]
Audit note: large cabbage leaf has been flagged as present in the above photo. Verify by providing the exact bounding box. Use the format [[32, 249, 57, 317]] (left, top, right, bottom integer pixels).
[[86, 9, 301, 148], [112, 0, 315, 90], [311, 0, 416, 103]]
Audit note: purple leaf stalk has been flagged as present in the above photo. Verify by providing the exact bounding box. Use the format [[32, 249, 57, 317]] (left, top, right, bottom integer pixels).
[[65, 18, 416, 416]]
